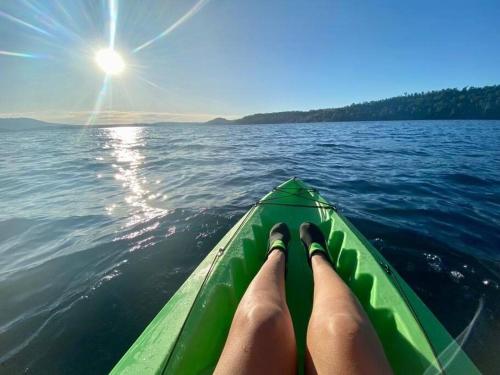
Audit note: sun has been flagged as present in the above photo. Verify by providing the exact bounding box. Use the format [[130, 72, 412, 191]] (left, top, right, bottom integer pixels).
[[95, 48, 125, 75]]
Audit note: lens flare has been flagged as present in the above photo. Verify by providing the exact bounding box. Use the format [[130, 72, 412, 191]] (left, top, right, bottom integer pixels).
[[133, 0, 211, 53], [0, 50, 40, 59], [95, 48, 125, 75], [0, 9, 52, 36]]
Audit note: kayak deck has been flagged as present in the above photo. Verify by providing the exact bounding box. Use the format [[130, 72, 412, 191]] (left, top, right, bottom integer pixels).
[[112, 178, 479, 375]]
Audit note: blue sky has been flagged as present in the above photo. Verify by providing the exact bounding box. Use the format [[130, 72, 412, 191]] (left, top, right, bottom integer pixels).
[[0, 0, 499, 124]]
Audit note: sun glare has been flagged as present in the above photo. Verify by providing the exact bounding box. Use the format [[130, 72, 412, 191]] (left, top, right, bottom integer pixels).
[[95, 48, 125, 75]]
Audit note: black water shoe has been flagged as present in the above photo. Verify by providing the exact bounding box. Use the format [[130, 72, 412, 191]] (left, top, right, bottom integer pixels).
[[266, 222, 290, 260], [299, 222, 331, 267]]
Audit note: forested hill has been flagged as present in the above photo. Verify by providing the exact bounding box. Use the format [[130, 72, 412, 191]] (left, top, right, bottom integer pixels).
[[208, 85, 500, 125]]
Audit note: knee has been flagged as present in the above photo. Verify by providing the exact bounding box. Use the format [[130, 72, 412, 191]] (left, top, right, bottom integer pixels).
[[329, 314, 365, 339], [238, 302, 290, 337], [312, 313, 366, 341]]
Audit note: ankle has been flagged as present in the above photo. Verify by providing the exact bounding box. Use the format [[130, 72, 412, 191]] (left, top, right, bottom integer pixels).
[[311, 251, 332, 268], [268, 248, 286, 260]]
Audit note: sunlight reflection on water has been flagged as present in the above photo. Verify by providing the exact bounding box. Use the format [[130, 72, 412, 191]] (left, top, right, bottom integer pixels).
[[104, 127, 166, 228]]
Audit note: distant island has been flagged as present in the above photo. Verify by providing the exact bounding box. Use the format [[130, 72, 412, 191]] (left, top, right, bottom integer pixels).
[[208, 85, 500, 124]]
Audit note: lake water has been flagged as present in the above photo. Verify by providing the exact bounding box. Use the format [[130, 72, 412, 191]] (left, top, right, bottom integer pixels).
[[0, 121, 499, 374]]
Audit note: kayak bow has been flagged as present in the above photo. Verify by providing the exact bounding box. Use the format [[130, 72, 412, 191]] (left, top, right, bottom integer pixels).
[[112, 178, 479, 375]]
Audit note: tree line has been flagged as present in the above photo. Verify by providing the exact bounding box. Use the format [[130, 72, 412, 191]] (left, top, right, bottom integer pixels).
[[210, 85, 500, 124]]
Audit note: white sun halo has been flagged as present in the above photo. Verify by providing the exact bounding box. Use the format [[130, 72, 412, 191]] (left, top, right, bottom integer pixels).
[[95, 48, 125, 75]]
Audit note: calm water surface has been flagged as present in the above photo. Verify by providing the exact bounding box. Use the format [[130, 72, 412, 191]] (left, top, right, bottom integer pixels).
[[0, 121, 499, 374]]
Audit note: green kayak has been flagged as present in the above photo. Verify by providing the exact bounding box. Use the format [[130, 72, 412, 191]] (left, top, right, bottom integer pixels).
[[112, 178, 479, 375]]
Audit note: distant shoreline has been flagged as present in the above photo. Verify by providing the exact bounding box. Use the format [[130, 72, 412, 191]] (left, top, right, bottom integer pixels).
[[1, 84, 499, 130], [208, 85, 500, 125]]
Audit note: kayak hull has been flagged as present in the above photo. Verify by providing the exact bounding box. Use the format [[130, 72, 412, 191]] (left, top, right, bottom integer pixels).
[[112, 178, 479, 375]]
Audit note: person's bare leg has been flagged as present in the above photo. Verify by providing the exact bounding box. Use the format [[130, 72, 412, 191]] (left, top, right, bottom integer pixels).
[[306, 253, 392, 374], [214, 249, 296, 375]]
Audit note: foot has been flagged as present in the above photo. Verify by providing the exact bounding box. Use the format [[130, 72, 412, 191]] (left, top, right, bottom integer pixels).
[[266, 222, 290, 259], [299, 222, 331, 266]]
